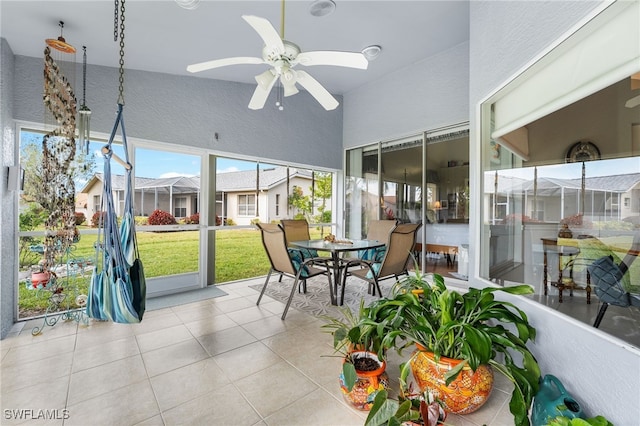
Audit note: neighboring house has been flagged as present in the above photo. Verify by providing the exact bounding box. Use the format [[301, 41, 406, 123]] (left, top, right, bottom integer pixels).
[[79, 166, 314, 225], [485, 172, 640, 224], [74, 192, 88, 218]]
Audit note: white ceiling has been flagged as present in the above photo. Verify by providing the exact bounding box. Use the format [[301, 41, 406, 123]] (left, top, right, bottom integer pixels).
[[1, 0, 470, 95]]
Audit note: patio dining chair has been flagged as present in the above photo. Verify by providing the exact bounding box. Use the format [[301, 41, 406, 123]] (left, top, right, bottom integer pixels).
[[588, 232, 640, 328], [280, 219, 318, 259], [255, 223, 333, 319], [280, 219, 333, 288], [357, 219, 398, 263], [340, 222, 422, 305]]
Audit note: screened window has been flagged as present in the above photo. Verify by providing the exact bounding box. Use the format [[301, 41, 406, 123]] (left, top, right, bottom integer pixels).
[[238, 194, 256, 216], [174, 197, 187, 218]]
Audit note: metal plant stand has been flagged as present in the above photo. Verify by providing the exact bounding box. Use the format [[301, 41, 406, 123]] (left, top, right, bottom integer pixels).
[[28, 240, 90, 336]]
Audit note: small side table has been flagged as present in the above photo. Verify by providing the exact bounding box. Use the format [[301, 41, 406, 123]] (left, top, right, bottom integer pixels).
[[541, 238, 586, 303]]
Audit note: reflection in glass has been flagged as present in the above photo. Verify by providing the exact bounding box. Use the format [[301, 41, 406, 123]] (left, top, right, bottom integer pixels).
[[483, 156, 640, 347]]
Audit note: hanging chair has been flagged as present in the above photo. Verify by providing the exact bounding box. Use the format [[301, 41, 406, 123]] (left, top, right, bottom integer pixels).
[[86, 104, 145, 323]]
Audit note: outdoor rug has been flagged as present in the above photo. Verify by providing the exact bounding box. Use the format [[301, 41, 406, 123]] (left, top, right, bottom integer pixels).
[[146, 285, 228, 311], [249, 275, 399, 318]]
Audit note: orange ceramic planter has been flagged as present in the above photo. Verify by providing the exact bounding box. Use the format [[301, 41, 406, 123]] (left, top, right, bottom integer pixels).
[[339, 351, 389, 411], [410, 347, 494, 415], [30, 272, 51, 288]]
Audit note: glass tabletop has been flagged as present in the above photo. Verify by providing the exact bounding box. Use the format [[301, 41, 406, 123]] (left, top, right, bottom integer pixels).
[[290, 239, 384, 253]]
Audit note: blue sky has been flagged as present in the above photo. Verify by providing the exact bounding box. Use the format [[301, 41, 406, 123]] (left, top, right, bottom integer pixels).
[[97, 144, 261, 178], [21, 132, 269, 188], [498, 157, 640, 181]]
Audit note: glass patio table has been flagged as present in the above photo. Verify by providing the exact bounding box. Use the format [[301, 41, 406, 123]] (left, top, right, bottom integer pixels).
[[289, 239, 385, 305]]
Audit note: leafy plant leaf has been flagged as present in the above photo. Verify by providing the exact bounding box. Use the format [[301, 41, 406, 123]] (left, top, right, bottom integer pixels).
[[343, 362, 357, 392], [443, 359, 466, 386], [364, 390, 398, 426]]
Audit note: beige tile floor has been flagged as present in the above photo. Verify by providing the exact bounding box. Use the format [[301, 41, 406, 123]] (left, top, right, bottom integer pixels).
[[1, 278, 515, 426]]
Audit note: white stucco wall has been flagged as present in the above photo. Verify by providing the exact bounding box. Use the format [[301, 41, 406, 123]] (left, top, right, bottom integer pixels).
[[343, 41, 469, 148], [468, 1, 639, 423]]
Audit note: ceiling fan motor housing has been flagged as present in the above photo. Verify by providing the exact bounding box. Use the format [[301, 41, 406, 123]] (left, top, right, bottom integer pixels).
[[262, 40, 300, 65]]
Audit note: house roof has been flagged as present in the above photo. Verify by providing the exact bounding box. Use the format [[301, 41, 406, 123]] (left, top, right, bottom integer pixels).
[[79, 166, 312, 194], [490, 173, 640, 196], [216, 167, 312, 192]]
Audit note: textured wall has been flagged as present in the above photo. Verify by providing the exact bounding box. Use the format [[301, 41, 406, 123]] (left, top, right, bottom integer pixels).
[[468, 1, 640, 423], [14, 55, 343, 169], [1, 38, 17, 339], [343, 42, 469, 148]]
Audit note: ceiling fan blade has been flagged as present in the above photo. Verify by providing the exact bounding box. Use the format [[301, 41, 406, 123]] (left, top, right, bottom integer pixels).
[[248, 71, 277, 110], [187, 57, 264, 73], [295, 70, 339, 110], [296, 51, 368, 69], [625, 94, 640, 108], [242, 15, 284, 54]]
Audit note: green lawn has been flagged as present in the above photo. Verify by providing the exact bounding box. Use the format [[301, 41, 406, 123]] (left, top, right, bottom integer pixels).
[[18, 226, 329, 318]]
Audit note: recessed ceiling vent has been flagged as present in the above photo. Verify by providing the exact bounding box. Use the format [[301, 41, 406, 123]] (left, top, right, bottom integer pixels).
[[309, 0, 336, 17]]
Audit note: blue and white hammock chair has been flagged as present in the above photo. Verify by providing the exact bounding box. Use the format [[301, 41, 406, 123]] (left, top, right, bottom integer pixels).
[[86, 104, 146, 323]]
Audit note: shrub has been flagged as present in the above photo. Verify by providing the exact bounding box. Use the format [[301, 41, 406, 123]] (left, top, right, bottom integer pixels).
[[19, 203, 47, 231], [91, 211, 106, 228], [74, 212, 86, 225], [318, 210, 332, 223], [18, 204, 46, 268], [226, 218, 236, 226], [184, 213, 200, 224], [250, 218, 261, 225], [134, 216, 148, 226], [148, 209, 177, 225]]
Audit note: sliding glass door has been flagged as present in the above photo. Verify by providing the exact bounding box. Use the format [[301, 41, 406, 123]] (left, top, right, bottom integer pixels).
[[345, 127, 469, 275]]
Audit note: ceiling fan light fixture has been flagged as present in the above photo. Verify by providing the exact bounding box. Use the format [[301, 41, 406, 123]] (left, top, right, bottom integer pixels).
[[361, 45, 382, 61], [175, 0, 200, 10], [255, 69, 276, 89], [309, 0, 336, 17]]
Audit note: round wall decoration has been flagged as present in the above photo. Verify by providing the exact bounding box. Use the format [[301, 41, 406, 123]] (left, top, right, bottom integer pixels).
[[565, 141, 601, 163]]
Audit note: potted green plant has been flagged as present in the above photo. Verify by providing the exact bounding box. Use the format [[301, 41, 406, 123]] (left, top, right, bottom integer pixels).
[[362, 271, 541, 426], [364, 357, 447, 426], [364, 388, 446, 426], [321, 301, 389, 411]]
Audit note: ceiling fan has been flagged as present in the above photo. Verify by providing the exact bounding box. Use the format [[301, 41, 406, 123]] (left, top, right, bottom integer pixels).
[[186, 3, 368, 111], [625, 72, 640, 108]]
